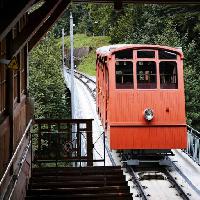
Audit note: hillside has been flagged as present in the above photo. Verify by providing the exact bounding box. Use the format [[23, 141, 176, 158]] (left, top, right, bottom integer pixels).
[[59, 34, 111, 75]]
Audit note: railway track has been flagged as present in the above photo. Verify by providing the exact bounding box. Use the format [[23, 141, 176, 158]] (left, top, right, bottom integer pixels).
[[69, 68, 200, 167], [66, 68, 196, 199], [65, 68, 116, 166], [121, 154, 190, 200], [66, 68, 96, 100]]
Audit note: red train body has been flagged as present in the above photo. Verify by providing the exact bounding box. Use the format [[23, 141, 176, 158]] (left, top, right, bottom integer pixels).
[[96, 44, 187, 150]]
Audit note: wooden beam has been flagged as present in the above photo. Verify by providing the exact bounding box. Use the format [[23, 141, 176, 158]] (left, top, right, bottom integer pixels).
[[6, 31, 14, 163], [29, 0, 71, 51], [114, 0, 122, 10], [0, 0, 36, 40], [73, 0, 200, 3], [8, 0, 63, 59]]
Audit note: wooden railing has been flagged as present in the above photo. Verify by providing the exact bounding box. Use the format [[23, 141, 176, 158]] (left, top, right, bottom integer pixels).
[[0, 119, 32, 199], [32, 119, 102, 167]]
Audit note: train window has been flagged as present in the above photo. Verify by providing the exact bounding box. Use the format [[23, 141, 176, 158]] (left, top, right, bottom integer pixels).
[[137, 51, 155, 58], [159, 50, 177, 59], [115, 49, 133, 59], [116, 61, 133, 89], [137, 61, 157, 89], [160, 61, 178, 89]]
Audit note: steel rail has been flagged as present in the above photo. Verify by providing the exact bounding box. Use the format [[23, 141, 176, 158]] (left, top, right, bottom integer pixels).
[[75, 75, 96, 100], [74, 70, 96, 85], [66, 68, 96, 100], [170, 160, 200, 196], [121, 153, 192, 200], [128, 166, 149, 200], [163, 168, 190, 200], [122, 154, 148, 200], [105, 139, 116, 166]]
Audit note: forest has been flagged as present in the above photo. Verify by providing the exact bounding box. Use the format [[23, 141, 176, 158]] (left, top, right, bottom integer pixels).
[[29, 4, 200, 129]]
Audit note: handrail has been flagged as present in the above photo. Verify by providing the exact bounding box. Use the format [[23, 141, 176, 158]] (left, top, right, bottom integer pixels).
[[185, 125, 200, 165], [7, 142, 31, 200], [0, 119, 32, 187], [32, 119, 96, 167], [187, 124, 200, 136]]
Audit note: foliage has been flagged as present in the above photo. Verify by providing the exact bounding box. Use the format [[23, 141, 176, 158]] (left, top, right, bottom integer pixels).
[[78, 50, 96, 76], [53, 3, 200, 129], [29, 32, 70, 119], [52, 4, 85, 38], [57, 34, 110, 75], [57, 34, 110, 48]]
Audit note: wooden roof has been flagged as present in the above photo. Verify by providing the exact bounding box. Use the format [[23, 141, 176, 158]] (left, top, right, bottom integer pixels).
[[73, 0, 200, 3], [0, 0, 200, 59]]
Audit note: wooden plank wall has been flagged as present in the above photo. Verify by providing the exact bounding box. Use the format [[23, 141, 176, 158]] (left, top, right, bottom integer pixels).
[[0, 13, 28, 180]]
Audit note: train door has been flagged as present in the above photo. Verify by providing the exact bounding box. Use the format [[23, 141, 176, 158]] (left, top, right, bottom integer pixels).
[[102, 65, 105, 123], [99, 61, 104, 120], [105, 66, 109, 129], [96, 58, 100, 114]]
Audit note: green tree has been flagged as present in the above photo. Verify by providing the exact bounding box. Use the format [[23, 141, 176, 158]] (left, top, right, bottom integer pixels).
[[29, 32, 70, 119], [53, 3, 200, 129]]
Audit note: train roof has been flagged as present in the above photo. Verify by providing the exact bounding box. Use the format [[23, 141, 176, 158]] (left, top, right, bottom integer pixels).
[[96, 44, 183, 59]]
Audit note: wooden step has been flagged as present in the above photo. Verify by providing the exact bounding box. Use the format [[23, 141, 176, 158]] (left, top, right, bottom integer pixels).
[[29, 180, 129, 189], [32, 166, 123, 176], [30, 174, 125, 182], [32, 166, 121, 172], [25, 193, 133, 200], [26, 166, 132, 200], [26, 185, 130, 195]]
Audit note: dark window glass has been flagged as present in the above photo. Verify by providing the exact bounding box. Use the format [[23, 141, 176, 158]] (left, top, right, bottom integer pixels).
[[115, 49, 133, 59], [160, 61, 178, 89], [137, 61, 157, 89], [116, 61, 133, 89], [159, 50, 177, 59], [137, 51, 155, 58]]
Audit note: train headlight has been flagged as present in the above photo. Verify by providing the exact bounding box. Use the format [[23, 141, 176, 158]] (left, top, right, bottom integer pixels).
[[144, 108, 154, 121]]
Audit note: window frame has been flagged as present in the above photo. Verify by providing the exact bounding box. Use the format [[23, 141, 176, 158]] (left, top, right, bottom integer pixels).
[[134, 49, 157, 90], [113, 49, 179, 91], [136, 60, 157, 89], [115, 59, 134, 90], [159, 61, 178, 90]]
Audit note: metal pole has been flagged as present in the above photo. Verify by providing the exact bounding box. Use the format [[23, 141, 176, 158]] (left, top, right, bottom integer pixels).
[[62, 28, 65, 69], [70, 12, 75, 119], [70, 13, 76, 167]]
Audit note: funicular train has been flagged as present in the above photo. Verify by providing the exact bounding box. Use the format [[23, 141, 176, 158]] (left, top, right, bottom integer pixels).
[[96, 44, 187, 158]]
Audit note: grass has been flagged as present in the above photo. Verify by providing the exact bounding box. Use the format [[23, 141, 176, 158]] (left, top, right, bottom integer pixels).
[[78, 50, 97, 76], [58, 34, 110, 49], [58, 34, 111, 75]]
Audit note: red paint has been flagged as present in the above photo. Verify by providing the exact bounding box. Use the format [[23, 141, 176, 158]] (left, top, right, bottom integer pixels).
[[96, 44, 187, 150]]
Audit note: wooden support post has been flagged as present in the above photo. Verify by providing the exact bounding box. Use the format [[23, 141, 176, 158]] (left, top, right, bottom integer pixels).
[[87, 120, 93, 166], [29, 0, 70, 51], [9, 0, 62, 59], [0, 0, 36, 40], [114, 0, 122, 11], [17, 54, 21, 103], [24, 44, 28, 96], [6, 31, 14, 172]]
